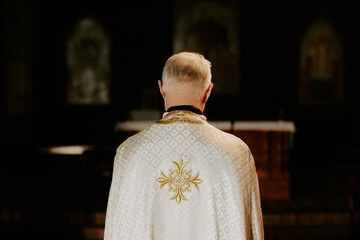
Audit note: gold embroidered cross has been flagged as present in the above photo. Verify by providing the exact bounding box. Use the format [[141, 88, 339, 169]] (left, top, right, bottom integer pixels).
[[156, 158, 202, 204]]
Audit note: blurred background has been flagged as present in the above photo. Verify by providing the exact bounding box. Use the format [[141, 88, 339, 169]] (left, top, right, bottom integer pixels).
[[1, 0, 360, 239]]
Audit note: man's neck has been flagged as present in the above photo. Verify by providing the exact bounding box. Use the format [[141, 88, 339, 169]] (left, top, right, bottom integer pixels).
[[165, 100, 204, 113], [165, 105, 203, 115]]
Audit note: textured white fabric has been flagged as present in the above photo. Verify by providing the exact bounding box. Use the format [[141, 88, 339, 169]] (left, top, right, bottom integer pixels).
[[104, 110, 264, 240]]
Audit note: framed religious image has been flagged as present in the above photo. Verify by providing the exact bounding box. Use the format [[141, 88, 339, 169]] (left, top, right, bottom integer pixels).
[[299, 19, 344, 105], [172, 0, 240, 96], [66, 18, 111, 105]]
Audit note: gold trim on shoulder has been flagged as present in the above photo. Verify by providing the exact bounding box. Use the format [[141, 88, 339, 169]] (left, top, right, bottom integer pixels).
[[156, 158, 203, 204], [156, 110, 207, 124]]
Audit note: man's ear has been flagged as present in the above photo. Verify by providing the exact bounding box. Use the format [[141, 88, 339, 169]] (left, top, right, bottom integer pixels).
[[203, 83, 213, 103], [158, 80, 165, 99]]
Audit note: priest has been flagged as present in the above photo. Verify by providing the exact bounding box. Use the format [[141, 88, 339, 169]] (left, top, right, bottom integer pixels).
[[104, 52, 264, 239]]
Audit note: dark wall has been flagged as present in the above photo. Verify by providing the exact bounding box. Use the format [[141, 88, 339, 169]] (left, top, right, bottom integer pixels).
[[28, 0, 173, 147], [236, 2, 360, 168], [1, 0, 360, 166]]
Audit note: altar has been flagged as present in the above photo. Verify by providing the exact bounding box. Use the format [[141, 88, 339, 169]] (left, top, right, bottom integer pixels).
[[114, 120, 296, 199]]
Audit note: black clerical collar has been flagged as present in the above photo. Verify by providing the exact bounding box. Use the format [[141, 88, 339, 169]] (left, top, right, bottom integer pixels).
[[166, 105, 203, 115]]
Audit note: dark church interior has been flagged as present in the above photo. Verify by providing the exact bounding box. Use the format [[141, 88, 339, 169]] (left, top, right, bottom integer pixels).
[[1, 0, 360, 239]]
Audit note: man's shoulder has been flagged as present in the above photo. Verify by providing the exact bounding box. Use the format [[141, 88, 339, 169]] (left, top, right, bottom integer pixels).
[[118, 122, 249, 150], [207, 123, 246, 140], [117, 123, 157, 147]]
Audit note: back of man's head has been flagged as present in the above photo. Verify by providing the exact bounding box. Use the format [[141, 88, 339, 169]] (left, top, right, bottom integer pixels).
[[161, 52, 212, 99]]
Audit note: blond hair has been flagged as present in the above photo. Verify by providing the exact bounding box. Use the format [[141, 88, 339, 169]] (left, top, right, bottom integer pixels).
[[161, 52, 212, 99]]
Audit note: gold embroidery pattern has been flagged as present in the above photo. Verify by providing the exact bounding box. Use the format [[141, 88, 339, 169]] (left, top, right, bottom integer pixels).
[[156, 158, 203, 204], [157, 110, 207, 124]]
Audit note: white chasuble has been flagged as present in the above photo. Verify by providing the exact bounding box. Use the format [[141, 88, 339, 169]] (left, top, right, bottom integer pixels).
[[104, 110, 264, 240]]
